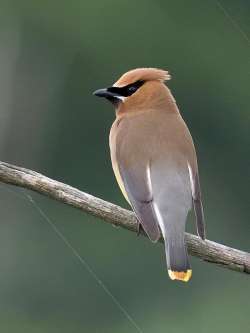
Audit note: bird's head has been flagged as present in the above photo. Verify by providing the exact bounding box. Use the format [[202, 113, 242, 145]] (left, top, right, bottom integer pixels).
[[93, 68, 172, 114]]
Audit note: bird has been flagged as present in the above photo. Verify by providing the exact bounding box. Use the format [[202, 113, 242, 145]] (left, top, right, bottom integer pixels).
[[93, 68, 205, 282]]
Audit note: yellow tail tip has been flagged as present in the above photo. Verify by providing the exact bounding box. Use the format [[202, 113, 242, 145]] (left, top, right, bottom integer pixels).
[[168, 269, 192, 282]]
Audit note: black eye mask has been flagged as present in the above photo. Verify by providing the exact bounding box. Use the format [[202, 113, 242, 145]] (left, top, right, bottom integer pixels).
[[107, 80, 145, 97]]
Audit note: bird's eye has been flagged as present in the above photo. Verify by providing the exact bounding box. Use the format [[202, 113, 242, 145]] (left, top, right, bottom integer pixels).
[[117, 80, 144, 97], [128, 86, 137, 93]]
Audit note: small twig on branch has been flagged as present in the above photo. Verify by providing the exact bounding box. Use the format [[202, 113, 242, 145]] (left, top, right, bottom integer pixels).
[[0, 161, 249, 275]]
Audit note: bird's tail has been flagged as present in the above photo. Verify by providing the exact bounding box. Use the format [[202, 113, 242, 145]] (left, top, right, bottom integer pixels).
[[165, 235, 191, 282], [162, 212, 191, 282]]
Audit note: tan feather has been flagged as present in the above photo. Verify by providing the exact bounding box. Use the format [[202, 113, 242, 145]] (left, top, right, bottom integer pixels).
[[114, 68, 171, 87]]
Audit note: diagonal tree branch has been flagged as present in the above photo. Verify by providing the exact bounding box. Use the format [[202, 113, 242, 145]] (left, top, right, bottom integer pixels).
[[0, 161, 249, 275]]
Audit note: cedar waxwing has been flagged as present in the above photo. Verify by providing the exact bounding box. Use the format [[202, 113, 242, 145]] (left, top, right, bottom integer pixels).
[[93, 68, 205, 282]]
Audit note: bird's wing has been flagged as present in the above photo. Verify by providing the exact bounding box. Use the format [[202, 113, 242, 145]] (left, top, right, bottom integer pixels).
[[150, 158, 193, 273], [118, 155, 193, 273], [188, 164, 206, 239], [118, 161, 161, 242]]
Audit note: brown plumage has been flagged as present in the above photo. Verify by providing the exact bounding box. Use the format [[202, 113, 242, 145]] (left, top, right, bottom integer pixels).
[[94, 68, 205, 282]]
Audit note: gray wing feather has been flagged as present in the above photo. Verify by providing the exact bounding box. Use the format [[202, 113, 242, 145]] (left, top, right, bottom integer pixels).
[[151, 160, 192, 271], [119, 163, 161, 242], [192, 173, 206, 240], [188, 164, 206, 240]]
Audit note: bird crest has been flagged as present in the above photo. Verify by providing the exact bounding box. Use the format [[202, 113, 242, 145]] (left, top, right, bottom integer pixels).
[[114, 68, 171, 87]]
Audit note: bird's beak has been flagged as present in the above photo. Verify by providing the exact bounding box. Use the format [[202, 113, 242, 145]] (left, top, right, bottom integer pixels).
[[93, 88, 124, 102], [93, 88, 109, 97], [93, 88, 116, 98]]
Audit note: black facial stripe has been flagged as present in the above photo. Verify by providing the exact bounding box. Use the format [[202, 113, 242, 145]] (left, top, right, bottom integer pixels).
[[107, 80, 144, 97]]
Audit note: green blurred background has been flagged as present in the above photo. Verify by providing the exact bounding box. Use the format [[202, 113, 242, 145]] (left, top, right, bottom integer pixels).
[[0, 0, 249, 332]]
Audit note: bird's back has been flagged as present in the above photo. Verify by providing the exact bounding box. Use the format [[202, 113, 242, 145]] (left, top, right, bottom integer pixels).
[[110, 107, 197, 191]]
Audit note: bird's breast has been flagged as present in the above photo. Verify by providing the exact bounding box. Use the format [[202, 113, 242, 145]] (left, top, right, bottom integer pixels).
[[109, 119, 131, 204]]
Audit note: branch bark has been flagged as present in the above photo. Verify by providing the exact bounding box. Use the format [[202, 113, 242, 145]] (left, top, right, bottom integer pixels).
[[0, 161, 249, 275]]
